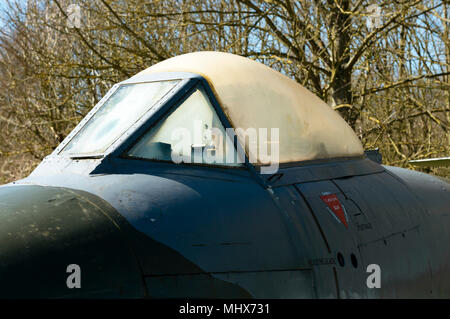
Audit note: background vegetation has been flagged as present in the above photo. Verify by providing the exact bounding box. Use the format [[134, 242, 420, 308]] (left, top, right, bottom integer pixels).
[[0, 0, 449, 183]]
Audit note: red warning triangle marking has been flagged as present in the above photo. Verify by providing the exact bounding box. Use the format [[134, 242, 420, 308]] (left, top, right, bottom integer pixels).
[[320, 194, 348, 228]]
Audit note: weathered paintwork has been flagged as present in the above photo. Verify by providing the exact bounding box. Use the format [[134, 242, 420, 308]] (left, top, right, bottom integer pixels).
[[0, 185, 145, 298], [0, 72, 449, 298]]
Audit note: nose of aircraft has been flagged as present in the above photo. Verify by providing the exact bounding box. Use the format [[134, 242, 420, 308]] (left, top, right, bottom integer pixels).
[[0, 184, 145, 298]]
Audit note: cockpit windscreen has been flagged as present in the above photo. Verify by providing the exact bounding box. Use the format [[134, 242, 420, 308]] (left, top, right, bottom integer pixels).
[[61, 80, 179, 155]]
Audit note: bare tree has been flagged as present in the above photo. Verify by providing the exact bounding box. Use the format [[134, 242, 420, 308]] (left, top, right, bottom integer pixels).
[[0, 0, 448, 182]]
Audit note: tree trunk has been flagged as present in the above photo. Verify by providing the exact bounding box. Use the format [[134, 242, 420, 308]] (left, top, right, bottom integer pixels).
[[329, 0, 356, 128]]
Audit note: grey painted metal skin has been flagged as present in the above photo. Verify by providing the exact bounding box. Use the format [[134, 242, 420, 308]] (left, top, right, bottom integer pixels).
[[0, 72, 449, 298]]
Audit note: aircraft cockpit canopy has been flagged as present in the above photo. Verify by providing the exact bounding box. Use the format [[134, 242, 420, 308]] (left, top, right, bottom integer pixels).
[[60, 52, 364, 168]]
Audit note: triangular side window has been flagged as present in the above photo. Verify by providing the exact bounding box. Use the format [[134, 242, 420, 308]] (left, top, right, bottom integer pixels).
[[127, 87, 243, 167]]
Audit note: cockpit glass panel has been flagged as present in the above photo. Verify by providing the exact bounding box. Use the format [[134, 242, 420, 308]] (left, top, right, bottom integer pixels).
[[61, 80, 179, 155], [127, 87, 243, 167]]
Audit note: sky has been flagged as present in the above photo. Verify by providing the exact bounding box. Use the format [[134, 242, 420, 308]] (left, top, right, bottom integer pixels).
[[0, 0, 26, 28]]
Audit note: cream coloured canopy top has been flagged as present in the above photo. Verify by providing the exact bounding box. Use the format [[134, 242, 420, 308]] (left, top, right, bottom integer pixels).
[[137, 52, 364, 164]]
